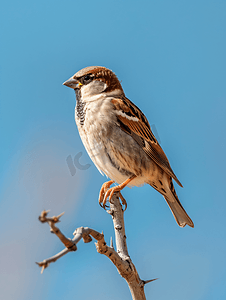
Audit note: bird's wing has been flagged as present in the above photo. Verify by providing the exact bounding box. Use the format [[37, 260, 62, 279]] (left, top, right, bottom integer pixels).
[[111, 97, 183, 187]]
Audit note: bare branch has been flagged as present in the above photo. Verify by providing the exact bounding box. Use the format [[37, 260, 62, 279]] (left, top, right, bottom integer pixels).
[[36, 248, 70, 274], [37, 194, 157, 299], [108, 193, 129, 259], [107, 193, 147, 300], [36, 213, 128, 275], [38, 210, 76, 250]]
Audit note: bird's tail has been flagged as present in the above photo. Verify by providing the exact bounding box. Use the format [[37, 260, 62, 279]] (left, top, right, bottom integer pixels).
[[164, 179, 194, 228]]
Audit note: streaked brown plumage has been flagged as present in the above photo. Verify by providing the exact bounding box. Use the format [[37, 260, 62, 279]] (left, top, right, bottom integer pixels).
[[63, 66, 194, 228]]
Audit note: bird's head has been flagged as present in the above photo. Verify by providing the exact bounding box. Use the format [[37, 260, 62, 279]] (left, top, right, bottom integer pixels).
[[63, 66, 124, 100]]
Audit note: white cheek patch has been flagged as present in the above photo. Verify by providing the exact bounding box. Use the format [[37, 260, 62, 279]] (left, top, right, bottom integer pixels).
[[81, 80, 107, 100], [115, 110, 139, 122], [80, 84, 92, 98]]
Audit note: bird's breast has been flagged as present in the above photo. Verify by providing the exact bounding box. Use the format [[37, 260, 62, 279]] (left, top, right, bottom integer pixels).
[[74, 97, 155, 185], [75, 97, 119, 176]]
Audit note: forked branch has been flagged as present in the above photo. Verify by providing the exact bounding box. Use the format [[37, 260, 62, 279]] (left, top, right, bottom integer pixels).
[[37, 194, 157, 300]]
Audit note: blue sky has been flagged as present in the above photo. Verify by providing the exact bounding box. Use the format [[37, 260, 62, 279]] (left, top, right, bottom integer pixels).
[[0, 0, 226, 299]]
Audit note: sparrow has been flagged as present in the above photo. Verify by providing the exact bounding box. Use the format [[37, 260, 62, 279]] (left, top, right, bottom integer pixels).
[[63, 66, 194, 228]]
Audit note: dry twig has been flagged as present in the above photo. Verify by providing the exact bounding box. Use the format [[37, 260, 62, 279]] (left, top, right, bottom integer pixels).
[[37, 194, 157, 299]]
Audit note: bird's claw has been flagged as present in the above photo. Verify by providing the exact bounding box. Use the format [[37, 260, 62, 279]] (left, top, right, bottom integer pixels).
[[99, 181, 128, 211]]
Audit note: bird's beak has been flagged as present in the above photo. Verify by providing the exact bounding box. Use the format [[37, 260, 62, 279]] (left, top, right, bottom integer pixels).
[[63, 77, 83, 89]]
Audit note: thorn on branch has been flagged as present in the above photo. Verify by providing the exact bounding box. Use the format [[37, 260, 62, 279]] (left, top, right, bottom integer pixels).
[[36, 261, 49, 274], [55, 212, 65, 221], [141, 278, 159, 286], [38, 210, 65, 224]]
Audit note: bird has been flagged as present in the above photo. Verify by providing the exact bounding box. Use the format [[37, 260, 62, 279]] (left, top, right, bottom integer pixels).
[[63, 66, 194, 228]]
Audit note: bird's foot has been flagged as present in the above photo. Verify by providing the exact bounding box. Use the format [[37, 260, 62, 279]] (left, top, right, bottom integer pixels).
[[99, 180, 114, 208], [100, 175, 136, 210]]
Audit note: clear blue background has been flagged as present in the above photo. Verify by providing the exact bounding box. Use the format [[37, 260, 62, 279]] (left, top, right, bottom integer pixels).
[[0, 1, 226, 299]]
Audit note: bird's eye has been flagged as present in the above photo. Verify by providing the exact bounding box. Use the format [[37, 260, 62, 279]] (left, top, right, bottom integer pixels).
[[84, 75, 91, 81], [81, 73, 93, 85]]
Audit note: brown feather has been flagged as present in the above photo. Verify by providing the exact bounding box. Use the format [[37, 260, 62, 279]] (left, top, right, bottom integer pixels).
[[111, 97, 183, 187]]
